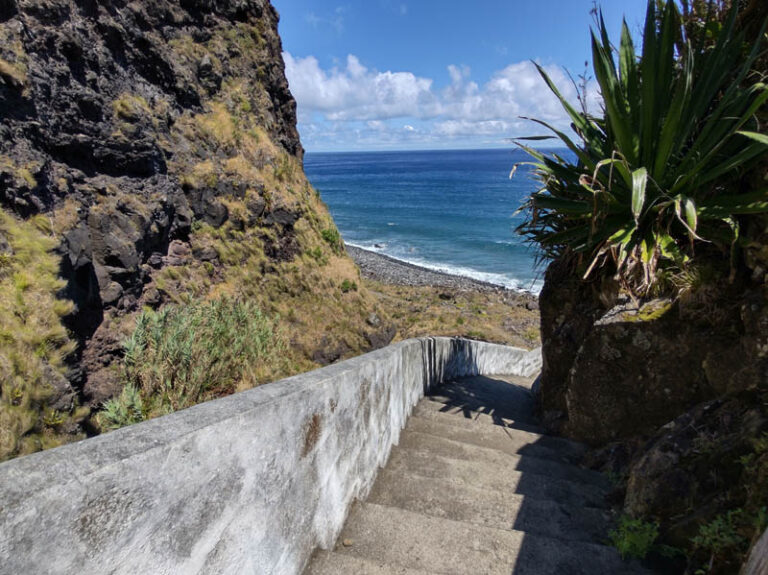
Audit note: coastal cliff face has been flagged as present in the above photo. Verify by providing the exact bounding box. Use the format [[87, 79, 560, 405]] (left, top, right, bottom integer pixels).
[[1, 0, 298, 327], [0, 0, 389, 458]]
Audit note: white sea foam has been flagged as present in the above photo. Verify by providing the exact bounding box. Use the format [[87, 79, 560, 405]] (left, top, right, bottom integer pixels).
[[347, 242, 542, 294]]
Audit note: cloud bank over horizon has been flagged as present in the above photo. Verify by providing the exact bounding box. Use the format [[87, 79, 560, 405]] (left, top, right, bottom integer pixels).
[[284, 52, 600, 152]]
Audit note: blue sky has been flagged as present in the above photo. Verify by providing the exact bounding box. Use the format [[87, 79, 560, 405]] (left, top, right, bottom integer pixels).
[[272, 1, 648, 152]]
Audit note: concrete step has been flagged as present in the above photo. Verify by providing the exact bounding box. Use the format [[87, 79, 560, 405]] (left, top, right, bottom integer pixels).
[[434, 374, 537, 396], [306, 550, 438, 575], [368, 468, 614, 543], [413, 398, 547, 435], [428, 374, 535, 405], [397, 430, 611, 489], [405, 413, 585, 463], [332, 502, 651, 575], [385, 447, 609, 509], [424, 377, 539, 426]]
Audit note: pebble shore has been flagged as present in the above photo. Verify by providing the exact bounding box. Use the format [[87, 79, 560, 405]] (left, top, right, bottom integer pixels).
[[347, 245, 536, 299]]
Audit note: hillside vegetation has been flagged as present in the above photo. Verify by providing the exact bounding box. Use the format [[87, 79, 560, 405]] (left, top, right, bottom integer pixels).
[[0, 211, 84, 460]]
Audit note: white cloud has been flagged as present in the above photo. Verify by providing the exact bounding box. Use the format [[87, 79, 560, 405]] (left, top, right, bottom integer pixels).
[[306, 6, 347, 34], [284, 51, 600, 150], [283, 53, 435, 121], [379, 0, 408, 16]]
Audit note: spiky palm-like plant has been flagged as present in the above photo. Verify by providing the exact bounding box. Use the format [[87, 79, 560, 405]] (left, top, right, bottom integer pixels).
[[516, 0, 768, 295]]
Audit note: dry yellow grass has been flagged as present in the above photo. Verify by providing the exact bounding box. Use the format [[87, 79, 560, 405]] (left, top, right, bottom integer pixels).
[[0, 209, 84, 461], [367, 280, 541, 349], [0, 58, 26, 87]]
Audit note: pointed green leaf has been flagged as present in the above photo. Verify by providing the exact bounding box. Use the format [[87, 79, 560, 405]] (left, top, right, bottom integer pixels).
[[698, 190, 768, 217], [532, 63, 595, 142], [515, 135, 556, 141], [521, 117, 596, 170], [683, 196, 697, 234], [737, 131, 768, 146], [658, 234, 686, 264], [631, 168, 648, 220], [532, 195, 592, 214]]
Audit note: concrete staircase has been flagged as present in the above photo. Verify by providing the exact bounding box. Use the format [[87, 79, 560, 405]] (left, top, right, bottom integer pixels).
[[304, 374, 652, 575]]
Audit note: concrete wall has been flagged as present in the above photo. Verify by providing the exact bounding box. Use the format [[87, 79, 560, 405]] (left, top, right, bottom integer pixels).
[[0, 337, 540, 575]]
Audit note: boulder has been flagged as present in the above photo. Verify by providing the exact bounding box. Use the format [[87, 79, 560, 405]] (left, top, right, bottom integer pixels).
[[536, 257, 607, 433], [536, 254, 768, 444]]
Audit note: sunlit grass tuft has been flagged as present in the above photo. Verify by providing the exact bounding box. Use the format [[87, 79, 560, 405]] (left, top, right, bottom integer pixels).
[[0, 209, 82, 461]]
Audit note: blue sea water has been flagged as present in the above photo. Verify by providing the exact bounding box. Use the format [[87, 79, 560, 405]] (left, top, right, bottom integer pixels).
[[303, 148, 553, 293]]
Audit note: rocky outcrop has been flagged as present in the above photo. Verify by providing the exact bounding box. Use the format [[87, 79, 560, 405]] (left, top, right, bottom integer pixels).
[[624, 389, 767, 530], [538, 255, 768, 572], [624, 388, 768, 573], [536, 257, 606, 433], [537, 257, 767, 444], [1, 0, 300, 334]]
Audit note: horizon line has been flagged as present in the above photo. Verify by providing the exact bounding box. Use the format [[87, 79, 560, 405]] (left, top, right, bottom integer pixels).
[[304, 145, 568, 155]]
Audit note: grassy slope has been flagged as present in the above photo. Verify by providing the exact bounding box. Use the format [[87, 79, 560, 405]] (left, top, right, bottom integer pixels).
[[0, 211, 86, 460], [369, 280, 540, 348]]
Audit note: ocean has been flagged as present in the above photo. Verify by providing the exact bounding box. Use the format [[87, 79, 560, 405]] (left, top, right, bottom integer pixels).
[[303, 148, 553, 293]]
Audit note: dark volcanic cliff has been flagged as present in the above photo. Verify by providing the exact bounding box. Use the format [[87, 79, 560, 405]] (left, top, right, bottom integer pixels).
[[1, 0, 299, 326], [0, 0, 387, 457]]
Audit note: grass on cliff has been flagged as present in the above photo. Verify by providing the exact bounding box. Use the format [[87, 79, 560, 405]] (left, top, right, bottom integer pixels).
[[99, 298, 285, 429], [0, 210, 84, 461], [155, 75, 384, 371]]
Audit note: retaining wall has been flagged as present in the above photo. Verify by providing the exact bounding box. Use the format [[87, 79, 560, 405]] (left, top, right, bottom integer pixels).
[[0, 337, 540, 575]]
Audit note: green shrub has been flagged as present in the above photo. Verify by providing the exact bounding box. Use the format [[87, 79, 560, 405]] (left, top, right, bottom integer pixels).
[[321, 227, 343, 253], [100, 384, 144, 430], [515, 0, 768, 296], [340, 279, 357, 293], [609, 515, 659, 559], [306, 246, 328, 265], [691, 509, 749, 573], [273, 154, 297, 181], [115, 297, 284, 422]]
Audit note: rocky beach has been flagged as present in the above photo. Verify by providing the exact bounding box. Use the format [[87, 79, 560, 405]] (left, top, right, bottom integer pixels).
[[347, 245, 538, 301]]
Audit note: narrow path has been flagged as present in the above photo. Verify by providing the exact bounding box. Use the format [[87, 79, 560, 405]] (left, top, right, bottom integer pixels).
[[304, 374, 653, 574]]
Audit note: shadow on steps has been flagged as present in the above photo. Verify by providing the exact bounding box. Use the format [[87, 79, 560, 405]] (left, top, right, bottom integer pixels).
[[425, 374, 542, 432], [306, 375, 654, 574]]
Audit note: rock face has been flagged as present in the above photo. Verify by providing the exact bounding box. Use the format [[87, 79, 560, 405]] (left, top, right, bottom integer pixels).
[[537, 257, 768, 445], [538, 256, 768, 571], [1, 0, 299, 327], [624, 389, 767, 528], [536, 257, 606, 433], [624, 388, 768, 573], [0, 0, 387, 426]]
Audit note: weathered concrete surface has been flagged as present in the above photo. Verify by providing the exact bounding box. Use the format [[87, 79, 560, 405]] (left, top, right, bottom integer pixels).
[[304, 375, 650, 575], [305, 374, 652, 575], [0, 338, 539, 575], [744, 526, 768, 575]]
